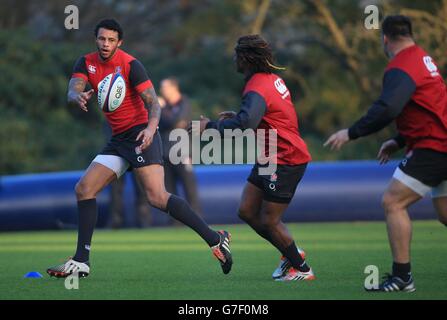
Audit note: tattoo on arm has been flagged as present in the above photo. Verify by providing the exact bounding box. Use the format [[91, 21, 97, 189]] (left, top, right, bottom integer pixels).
[[67, 78, 87, 104], [140, 87, 161, 125]]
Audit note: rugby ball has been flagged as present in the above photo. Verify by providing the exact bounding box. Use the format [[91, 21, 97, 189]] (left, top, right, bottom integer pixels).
[[97, 72, 126, 112]]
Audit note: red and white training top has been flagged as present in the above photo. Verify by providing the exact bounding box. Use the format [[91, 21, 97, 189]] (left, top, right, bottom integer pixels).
[[243, 73, 311, 165], [207, 72, 311, 165], [348, 45, 447, 153], [72, 48, 153, 135], [387, 45, 447, 152]]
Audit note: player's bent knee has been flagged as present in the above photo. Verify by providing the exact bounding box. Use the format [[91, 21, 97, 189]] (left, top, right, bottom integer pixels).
[[146, 196, 163, 210], [237, 211, 249, 223], [75, 181, 96, 200], [381, 193, 401, 214], [238, 207, 255, 223], [146, 191, 169, 210]]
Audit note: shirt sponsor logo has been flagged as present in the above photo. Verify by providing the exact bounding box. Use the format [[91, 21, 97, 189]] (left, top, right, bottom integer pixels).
[[274, 78, 290, 99], [88, 65, 96, 74], [423, 56, 439, 77]]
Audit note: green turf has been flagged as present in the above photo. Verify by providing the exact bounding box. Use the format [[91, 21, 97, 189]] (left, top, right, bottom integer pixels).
[[0, 220, 446, 300]]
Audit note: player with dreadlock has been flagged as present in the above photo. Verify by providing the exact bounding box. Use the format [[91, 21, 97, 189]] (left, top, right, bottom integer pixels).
[[198, 35, 315, 281]]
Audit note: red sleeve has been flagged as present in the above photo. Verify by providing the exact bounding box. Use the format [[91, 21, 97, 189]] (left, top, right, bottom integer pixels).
[[72, 72, 88, 81], [134, 79, 154, 94]]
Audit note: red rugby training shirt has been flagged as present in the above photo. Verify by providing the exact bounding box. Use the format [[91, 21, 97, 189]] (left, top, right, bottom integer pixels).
[[349, 45, 447, 153], [72, 49, 153, 135]]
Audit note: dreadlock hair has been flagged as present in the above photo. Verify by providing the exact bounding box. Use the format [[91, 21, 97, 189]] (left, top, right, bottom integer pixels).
[[235, 35, 285, 74]]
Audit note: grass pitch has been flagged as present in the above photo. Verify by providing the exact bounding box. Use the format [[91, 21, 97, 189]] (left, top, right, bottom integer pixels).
[[0, 220, 446, 300]]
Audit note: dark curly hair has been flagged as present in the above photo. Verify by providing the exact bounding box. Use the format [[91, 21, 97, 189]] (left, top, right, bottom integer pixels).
[[235, 35, 285, 74], [95, 19, 123, 40]]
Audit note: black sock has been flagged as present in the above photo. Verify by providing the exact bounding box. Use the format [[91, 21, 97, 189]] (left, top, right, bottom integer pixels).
[[255, 229, 272, 242], [165, 195, 220, 247], [283, 242, 310, 272], [248, 223, 272, 242], [392, 262, 411, 282], [73, 199, 97, 263]]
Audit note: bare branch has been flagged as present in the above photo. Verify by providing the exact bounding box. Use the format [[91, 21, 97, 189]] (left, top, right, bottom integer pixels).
[[251, 0, 271, 34], [306, 0, 373, 97]]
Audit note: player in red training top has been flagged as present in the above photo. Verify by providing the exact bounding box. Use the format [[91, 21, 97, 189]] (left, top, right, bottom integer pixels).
[[199, 35, 315, 282], [325, 16, 447, 292], [46, 19, 232, 278]]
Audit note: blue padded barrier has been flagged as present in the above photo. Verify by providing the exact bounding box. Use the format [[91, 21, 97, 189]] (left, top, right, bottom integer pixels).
[[0, 161, 437, 231]]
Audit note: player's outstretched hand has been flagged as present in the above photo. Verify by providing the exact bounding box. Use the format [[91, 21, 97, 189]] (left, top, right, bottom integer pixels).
[[377, 139, 399, 165], [136, 127, 155, 151], [187, 115, 211, 135], [76, 89, 95, 112], [324, 129, 350, 151], [218, 111, 237, 121]]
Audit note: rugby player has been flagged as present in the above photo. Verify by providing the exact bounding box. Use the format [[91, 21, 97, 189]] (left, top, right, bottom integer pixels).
[[198, 35, 315, 281], [325, 15, 447, 292], [47, 19, 232, 278]]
